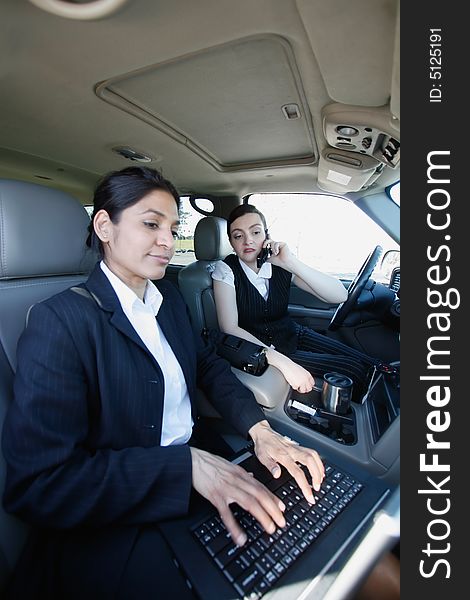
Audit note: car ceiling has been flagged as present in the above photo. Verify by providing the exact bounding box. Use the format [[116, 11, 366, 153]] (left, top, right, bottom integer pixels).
[[0, 0, 400, 203]]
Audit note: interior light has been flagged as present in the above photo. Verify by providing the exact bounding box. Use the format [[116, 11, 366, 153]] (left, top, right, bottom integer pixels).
[[336, 126, 359, 137], [28, 0, 129, 21]]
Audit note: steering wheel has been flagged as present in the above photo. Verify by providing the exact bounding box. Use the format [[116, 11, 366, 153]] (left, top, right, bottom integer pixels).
[[328, 245, 383, 331]]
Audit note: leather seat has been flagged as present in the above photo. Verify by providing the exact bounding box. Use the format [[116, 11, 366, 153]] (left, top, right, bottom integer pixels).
[[178, 216, 232, 336], [177, 216, 233, 419], [0, 179, 95, 591], [178, 216, 289, 413]]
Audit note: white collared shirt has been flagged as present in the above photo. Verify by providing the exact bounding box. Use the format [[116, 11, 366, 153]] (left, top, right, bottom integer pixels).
[[211, 257, 272, 300], [100, 261, 193, 446]]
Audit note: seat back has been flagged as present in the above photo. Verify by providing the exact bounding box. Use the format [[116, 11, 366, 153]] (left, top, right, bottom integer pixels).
[[0, 179, 95, 590], [178, 216, 232, 336], [178, 215, 291, 415], [178, 217, 234, 418]]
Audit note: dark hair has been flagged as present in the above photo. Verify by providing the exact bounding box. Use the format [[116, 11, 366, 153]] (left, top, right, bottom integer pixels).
[[86, 166, 180, 257], [226, 204, 267, 238]]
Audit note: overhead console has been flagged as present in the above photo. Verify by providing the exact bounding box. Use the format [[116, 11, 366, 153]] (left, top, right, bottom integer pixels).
[[318, 103, 400, 193], [323, 103, 400, 168]]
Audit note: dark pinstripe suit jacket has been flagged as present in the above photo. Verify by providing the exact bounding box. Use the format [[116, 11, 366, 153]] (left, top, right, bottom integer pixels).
[[3, 262, 264, 529]]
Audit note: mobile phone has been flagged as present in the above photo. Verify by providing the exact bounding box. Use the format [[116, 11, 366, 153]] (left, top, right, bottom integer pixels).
[[257, 244, 272, 268]]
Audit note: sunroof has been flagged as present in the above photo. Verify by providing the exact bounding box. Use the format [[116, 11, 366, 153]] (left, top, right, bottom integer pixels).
[[95, 35, 317, 171]]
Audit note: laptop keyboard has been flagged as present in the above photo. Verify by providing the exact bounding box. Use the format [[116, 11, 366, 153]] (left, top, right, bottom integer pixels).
[[192, 458, 363, 599]]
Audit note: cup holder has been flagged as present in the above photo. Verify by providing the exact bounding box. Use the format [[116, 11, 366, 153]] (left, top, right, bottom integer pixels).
[[285, 390, 357, 445]]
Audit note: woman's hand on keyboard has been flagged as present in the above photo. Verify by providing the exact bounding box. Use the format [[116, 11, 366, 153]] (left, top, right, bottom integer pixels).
[[190, 447, 286, 547], [249, 420, 325, 504]]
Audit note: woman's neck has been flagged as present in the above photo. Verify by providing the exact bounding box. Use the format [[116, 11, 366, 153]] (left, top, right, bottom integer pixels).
[[239, 257, 259, 275], [103, 259, 147, 301], [239, 255, 260, 274]]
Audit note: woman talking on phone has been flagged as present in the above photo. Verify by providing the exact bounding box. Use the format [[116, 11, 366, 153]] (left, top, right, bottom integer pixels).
[[212, 204, 387, 397]]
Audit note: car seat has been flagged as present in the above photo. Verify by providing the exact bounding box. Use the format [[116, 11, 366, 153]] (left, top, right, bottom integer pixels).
[[0, 178, 95, 591], [178, 216, 289, 414], [177, 216, 232, 336]]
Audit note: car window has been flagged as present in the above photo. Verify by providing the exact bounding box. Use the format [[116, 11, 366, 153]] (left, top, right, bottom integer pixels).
[[249, 193, 399, 282], [171, 196, 207, 266], [389, 182, 400, 206], [84, 198, 206, 266]]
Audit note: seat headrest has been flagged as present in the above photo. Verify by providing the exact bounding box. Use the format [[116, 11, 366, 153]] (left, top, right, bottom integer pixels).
[[0, 179, 96, 279], [194, 216, 233, 261]]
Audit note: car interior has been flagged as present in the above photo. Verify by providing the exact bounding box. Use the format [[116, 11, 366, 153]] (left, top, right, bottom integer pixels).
[[0, 0, 400, 598]]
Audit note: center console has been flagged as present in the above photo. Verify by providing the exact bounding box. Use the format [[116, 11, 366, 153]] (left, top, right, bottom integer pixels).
[[365, 372, 400, 443], [286, 389, 358, 445], [231, 362, 400, 486], [285, 369, 399, 447]]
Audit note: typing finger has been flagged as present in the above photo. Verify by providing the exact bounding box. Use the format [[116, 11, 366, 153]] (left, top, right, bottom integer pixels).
[[275, 455, 314, 505], [217, 503, 248, 547], [235, 479, 286, 533]]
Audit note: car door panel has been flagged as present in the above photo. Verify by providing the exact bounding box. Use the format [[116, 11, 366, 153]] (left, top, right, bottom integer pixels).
[[288, 282, 399, 361], [288, 282, 342, 333]]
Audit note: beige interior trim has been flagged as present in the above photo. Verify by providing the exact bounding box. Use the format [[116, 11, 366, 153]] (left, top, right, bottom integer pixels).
[[390, 2, 400, 121], [296, 0, 397, 106], [2, 0, 399, 197]]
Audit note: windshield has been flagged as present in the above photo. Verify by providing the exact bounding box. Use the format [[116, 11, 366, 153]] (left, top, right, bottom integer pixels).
[[249, 193, 399, 282]]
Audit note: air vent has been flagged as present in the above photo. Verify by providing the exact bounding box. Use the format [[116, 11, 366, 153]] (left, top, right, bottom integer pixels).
[[382, 137, 400, 167], [389, 268, 400, 293]]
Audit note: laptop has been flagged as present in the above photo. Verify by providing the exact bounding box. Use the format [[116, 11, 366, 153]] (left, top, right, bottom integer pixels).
[[159, 446, 398, 600]]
